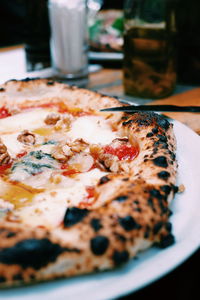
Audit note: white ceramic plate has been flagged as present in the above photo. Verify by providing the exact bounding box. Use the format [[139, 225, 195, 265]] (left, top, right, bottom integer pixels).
[[1, 120, 200, 300]]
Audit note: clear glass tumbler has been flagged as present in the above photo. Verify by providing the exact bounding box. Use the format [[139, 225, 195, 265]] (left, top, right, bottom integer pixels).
[[48, 0, 89, 85]]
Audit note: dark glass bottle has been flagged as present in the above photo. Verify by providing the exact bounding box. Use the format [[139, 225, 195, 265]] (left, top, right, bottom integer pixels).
[[123, 0, 177, 99], [24, 0, 51, 71], [176, 0, 200, 84]]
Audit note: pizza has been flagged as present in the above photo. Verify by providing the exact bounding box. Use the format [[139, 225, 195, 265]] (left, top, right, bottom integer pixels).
[[0, 79, 178, 287]]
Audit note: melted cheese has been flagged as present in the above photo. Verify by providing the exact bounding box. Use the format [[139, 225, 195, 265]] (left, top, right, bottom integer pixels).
[[67, 115, 117, 144], [0, 109, 50, 133], [14, 169, 107, 228], [0, 107, 117, 228], [1, 133, 25, 157]]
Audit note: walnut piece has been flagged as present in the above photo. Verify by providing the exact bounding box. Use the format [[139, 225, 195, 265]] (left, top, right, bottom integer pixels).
[[17, 130, 36, 145], [54, 115, 72, 131], [68, 153, 94, 172], [44, 113, 61, 125], [69, 138, 88, 153], [51, 139, 89, 162], [51, 144, 73, 162], [0, 139, 11, 165]]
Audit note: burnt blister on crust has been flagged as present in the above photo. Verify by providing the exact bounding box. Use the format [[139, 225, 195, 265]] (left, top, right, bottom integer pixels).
[[153, 221, 164, 234], [153, 156, 168, 168], [112, 250, 129, 266], [46, 80, 55, 86], [63, 207, 89, 227], [0, 276, 6, 283], [13, 273, 23, 281], [122, 112, 170, 131], [90, 235, 109, 255], [157, 233, 175, 248], [90, 218, 102, 232], [98, 175, 110, 185], [115, 195, 128, 202], [119, 216, 141, 231], [158, 171, 170, 180], [161, 185, 172, 195], [0, 238, 65, 269]]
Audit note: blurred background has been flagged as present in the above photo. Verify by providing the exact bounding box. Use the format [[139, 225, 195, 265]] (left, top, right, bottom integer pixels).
[[0, 0, 123, 47]]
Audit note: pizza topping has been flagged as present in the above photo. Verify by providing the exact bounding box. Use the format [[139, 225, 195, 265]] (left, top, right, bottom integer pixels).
[[49, 173, 62, 184], [104, 144, 138, 161], [103, 138, 139, 161], [68, 153, 94, 173], [17, 130, 36, 145], [67, 116, 117, 145], [69, 138, 88, 153], [62, 145, 73, 157], [16, 151, 28, 159], [54, 115, 72, 131], [0, 107, 11, 119], [85, 186, 95, 199], [52, 145, 69, 162], [44, 113, 61, 125], [0, 163, 12, 175], [62, 167, 79, 177], [0, 198, 14, 212], [11, 151, 56, 181], [51, 139, 88, 163], [0, 139, 11, 166]]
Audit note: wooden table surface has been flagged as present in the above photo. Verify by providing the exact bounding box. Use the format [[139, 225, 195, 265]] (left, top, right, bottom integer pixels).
[[89, 68, 200, 134]]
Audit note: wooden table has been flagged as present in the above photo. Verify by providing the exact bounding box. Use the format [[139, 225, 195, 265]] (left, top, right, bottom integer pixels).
[[89, 68, 200, 134]]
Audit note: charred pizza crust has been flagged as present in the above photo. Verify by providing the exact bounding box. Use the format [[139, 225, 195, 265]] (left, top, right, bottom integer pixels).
[[0, 79, 177, 287]]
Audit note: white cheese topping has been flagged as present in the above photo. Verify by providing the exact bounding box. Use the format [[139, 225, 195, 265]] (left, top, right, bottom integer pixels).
[[1, 133, 25, 157], [67, 115, 117, 144], [0, 109, 50, 133], [15, 169, 107, 228], [0, 107, 116, 229]]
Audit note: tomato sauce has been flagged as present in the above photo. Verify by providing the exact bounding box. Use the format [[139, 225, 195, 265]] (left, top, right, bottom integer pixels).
[[85, 186, 95, 199], [0, 107, 11, 119], [104, 144, 139, 160], [16, 151, 28, 158], [60, 163, 79, 176], [0, 162, 12, 175], [20, 101, 91, 117]]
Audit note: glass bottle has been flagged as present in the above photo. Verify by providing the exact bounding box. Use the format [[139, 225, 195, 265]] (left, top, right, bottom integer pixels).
[[123, 0, 177, 99], [24, 0, 51, 72], [176, 0, 200, 84]]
